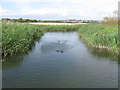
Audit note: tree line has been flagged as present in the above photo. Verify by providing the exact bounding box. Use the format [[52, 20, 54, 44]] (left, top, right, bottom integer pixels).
[[2, 18, 39, 22], [1, 18, 64, 23]]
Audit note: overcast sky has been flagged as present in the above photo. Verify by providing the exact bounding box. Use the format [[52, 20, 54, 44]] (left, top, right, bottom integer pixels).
[[0, 0, 119, 20]]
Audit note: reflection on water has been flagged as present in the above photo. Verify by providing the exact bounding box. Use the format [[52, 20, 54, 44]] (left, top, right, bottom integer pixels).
[[2, 54, 27, 69], [77, 33, 118, 62], [88, 48, 118, 61], [2, 32, 118, 88], [41, 40, 79, 54], [41, 40, 68, 54]]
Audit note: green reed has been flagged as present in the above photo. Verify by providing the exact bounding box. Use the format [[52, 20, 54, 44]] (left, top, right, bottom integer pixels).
[[2, 23, 43, 57], [37, 25, 80, 32], [2, 22, 118, 57], [78, 24, 118, 54]]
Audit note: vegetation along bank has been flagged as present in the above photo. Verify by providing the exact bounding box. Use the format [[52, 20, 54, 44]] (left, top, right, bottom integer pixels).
[[2, 23, 43, 57], [77, 24, 118, 55], [1, 22, 119, 57]]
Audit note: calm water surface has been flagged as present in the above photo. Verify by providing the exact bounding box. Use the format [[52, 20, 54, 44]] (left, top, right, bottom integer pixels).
[[3, 32, 118, 88]]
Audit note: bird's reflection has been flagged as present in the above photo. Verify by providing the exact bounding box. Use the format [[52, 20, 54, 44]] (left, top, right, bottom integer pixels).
[[41, 40, 68, 54]]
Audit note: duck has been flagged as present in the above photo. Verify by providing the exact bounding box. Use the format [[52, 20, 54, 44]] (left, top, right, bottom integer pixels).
[[56, 50, 65, 53], [56, 50, 60, 52], [60, 50, 65, 53]]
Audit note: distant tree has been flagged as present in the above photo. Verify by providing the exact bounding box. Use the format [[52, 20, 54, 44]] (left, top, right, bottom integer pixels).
[[25, 19, 31, 22], [12, 19, 17, 22], [17, 18, 23, 22], [2, 18, 11, 21], [38, 20, 41, 22], [32, 19, 38, 22], [104, 17, 109, 21], [102, 10, 118, 25]]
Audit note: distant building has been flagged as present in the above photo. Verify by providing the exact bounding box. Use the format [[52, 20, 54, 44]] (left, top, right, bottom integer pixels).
[[63, 19, 99, 23], [63, 19, 82, 23]]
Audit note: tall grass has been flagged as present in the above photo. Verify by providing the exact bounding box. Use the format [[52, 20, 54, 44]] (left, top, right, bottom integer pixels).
[[101, 20, 118, 26], [2, 23, 43, 57], [2, 22, 118, 57], [78, 24, 118, 54], [31, 24, 119, 55], [37, 25, 80, 32], [2, 23, 80, 57]]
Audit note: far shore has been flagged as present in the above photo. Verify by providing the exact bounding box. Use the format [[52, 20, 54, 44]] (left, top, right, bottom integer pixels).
[[28, 22, 88, 25]]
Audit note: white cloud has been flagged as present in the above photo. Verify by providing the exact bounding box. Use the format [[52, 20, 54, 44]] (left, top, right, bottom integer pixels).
[[1, 0, 39, 2], [22, 7, 70, 16], [0, 6, 9, 14], [1, 0, 81, 3], [1, 0, 119, 20], [0, 6, 12, 17]]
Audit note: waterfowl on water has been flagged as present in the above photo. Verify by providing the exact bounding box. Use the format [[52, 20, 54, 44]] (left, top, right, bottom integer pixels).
[[56, 50, 65, 53], [56, 50, 60, 52], [60, 50, 64, 53]]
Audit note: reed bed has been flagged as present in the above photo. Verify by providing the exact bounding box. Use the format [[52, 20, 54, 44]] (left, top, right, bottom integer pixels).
[[37, 25, 80, 32], [1, 22, 119, 57], [2, 23, 43, 57], [77, 24, 118, 54]]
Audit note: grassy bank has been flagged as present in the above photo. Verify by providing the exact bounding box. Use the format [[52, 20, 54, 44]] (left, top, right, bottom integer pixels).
[[37, 25, 80, 32], [2, 23, 80, 57], [2, 22, 118, 57], [77, 24, 118, 54], [2, 23, 43, 57]]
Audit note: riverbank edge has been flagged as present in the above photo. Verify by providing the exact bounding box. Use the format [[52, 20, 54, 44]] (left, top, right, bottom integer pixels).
[[2, 23, 44, 57], [78, 32, 118, 56], [2, 23, 118, 58]]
